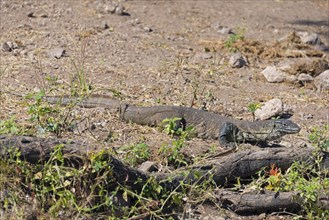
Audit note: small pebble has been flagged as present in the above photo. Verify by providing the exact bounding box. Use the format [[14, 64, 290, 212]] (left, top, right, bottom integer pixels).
[[300, 33, 321, 45], [298, 73, 314, 83], [143, 26, 152, 32], [48, 47, 66, 59], [101, 21, 109, 30], [2, 41, 18, 52], [229, 52, 247, 68], [27, 12, 35, 18], [114, 4, 125, 15], [138, 161, 158, 172]]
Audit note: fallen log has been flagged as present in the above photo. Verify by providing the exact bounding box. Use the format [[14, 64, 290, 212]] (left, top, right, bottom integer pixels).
[[1, 135, 328, 214], [215, 189, 329, 214], [216, 190, 301, 214], [1, 136, 328, 189]]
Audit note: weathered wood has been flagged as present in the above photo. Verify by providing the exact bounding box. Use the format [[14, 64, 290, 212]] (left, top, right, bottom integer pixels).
[[216, 190, 301, 214], [1, 135, 328, 215], [1, 136, 328, 189], [0, 135, 149, 189], [157, 145, 329, 188], [215, 189, 329, 214]]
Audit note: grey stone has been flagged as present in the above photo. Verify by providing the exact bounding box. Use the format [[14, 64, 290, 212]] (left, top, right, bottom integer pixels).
[[315, 70, 329, 91], [48, 48, 66, 59], [298, 73, 314, 83], [300, 33, 321, 45], [218, 27, 232, 34], [229, 52, 247, 68], [2, 42, 12, 52], [27, 12, 35, 18], [105, 5, 116, 13], [114, 4, 125, 15], [212, 22, 232, 34], [101, 21, 109, 30], [2, 41, 18, 52], [143, 26, 153, 32], [255, 98, 284, 120], [261, 66, 287, 83], [138, 161, 158, 172]]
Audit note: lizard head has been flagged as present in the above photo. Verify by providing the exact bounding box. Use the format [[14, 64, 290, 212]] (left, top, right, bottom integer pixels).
[[273, 119, 301, 134]]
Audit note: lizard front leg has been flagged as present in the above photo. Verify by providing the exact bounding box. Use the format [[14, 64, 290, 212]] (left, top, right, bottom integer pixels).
[[219, 122, 240, 148]]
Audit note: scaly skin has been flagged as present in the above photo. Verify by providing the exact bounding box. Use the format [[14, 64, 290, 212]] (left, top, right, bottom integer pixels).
[[46, 96, 301, 148]]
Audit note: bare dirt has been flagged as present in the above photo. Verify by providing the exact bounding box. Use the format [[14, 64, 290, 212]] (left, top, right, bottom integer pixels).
[[1, 0, 329, 219]]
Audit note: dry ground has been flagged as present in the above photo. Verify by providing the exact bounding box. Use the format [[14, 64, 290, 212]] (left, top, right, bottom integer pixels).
[[1, 0, 329, 219]]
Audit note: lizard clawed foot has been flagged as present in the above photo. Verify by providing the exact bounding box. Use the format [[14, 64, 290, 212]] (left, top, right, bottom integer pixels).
[[219, 122, 240, 148]]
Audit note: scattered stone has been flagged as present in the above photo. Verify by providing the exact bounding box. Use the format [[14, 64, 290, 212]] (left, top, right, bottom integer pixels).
[[143, 26, 153, 32], [129, 18, 141, 26], [27, 12, 35, 18], [39, 13, 48, 18], [255, 98, 285, 120], [47, 47, 66, 59], [212, 22, 233, 34], [298, 73, 314, 83], [218, 27, 232, 34], [105, 5, 116, 13], [101, 21, 109, 30], [17, 24, 33, 30], [114, 4, 125, 15], [261, 66, 287, 83], [300, 33, 321, 45], [52, 64, 60, 69], [229, 52, 247, 68], [2, 41, 18, 52], [138, 161, 158, 172], [315, 70, 329, 91], [258, 213, 267, 219]]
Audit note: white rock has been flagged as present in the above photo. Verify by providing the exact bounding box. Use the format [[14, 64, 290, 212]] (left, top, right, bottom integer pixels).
[[138, 161, 158, 172], [315, 70, 329, 91], [218, 27, 232, 34], [298, 73, 314, 83], [261, 66, 287, 83], [255, 98, 284, 120], [2, 41, 18, 52], [48, 48, 65, 59], [300, 33, 321, 45]]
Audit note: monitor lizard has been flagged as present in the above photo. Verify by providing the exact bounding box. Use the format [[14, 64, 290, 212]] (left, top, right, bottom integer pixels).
[[44, 95, 301, 148]]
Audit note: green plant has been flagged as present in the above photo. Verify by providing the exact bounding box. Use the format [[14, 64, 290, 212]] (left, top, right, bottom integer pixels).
[[247, 102, 261, 121], [118, 143, 151, 166], [25, 90, 75, 136], [0, 117, 20, 135], [251, 151, 329, 219], [309, 125, 329, 151], [161, 117, 184, 136], [224, 28, 245, 52], [159, 118, 194, 168], [70, 37, 92, 96]]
